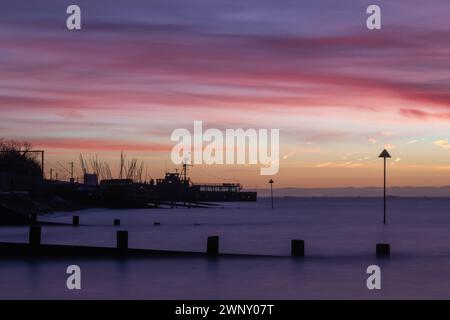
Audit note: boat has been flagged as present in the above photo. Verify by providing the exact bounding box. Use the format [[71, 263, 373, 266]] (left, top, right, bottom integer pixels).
[[152, 163, 257, 202]]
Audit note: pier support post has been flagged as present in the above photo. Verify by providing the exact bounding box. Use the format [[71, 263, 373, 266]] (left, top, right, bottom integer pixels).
[[376, 243, 390, 257], [72, 215, 79, 226], [29, 212, 37, 224], [207, 236, 219, 257], [117, 231, 128, 251], [291, 240, 305, 257], [29, 226, 41, 246], [113, 219, 120, 226]]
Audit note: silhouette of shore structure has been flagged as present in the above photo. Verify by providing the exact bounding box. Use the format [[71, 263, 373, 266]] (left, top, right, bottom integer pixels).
[[0, 148, 256, 225], [76, 153, 257, 205]]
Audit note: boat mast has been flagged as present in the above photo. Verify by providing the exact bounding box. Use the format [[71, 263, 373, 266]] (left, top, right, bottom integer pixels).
[[181, 158, 193, 182]]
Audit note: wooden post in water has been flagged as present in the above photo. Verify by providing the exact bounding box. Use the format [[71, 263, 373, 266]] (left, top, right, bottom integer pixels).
[[207, 236, 219, 256], [29, 226, 41, 246], [72, 215, 79, 226], [29, 212, 37, 224], [117, 231, 128, 251], [291, 240, 305, 257], [376, 243, 390, 257]]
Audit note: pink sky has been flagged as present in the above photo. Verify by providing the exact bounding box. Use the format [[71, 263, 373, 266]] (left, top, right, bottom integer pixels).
[[1, 0, 450, 188]]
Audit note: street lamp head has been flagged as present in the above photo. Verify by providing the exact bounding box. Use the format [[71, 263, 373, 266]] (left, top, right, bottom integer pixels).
[[268, 179, 274, 184]]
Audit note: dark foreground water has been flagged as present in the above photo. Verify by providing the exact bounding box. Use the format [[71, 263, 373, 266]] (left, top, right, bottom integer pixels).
[[1, 197, 450, 299]]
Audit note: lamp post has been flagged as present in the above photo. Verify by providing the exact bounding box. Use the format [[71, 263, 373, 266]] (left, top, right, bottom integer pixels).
[[269, 179, 274, 209], [378, 149, 391, 225]]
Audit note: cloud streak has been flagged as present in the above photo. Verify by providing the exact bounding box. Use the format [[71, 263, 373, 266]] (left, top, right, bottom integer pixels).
[[433, 139, 450, 150], [1, 1, 450, 186]]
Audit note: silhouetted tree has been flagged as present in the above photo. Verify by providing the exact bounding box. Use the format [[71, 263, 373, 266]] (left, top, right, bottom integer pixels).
[[0, 139, 41, 178]]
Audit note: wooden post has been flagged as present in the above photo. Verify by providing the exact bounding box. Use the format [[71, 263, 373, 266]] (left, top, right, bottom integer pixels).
[[291, 240, 305, 257], [29, 212, 37, 224], [376, 243, 390, 257], [72, 215, 79, 226], [207, 236, 219, 256], [29, 226, 41, 246], [117, 231, 128, 251]]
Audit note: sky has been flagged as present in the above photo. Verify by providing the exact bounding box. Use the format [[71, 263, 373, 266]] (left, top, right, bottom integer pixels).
[[1, 0, 450, 188]]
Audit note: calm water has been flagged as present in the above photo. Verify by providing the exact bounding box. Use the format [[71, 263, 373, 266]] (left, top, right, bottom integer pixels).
[[1, 197, 450, 299]]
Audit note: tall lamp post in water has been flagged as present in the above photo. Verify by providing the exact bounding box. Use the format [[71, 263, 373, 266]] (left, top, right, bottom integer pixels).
[[269, 179, 274, 209], [379, 149, 391, 225]]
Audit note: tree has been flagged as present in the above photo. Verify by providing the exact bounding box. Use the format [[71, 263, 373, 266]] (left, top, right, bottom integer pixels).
[[0, 139, 42, 178]]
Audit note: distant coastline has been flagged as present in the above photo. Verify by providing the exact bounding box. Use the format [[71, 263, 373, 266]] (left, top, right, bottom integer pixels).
[[255, 186, 450, 198]]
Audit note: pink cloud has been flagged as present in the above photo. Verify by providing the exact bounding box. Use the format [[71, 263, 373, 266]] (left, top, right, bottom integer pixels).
[[400, 108, 450, 120], [30, 138, 171, 152]]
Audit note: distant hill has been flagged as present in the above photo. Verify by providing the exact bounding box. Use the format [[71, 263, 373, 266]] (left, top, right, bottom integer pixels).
[[254, 186, 450, 198]]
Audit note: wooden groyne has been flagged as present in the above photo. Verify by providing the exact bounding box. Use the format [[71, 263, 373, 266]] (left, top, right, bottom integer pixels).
[[0, 219, 392, 259], [0, 242, 207, 258], [0, 226, 269, 258]]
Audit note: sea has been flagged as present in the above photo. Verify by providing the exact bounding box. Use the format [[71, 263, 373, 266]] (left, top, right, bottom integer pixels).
[[1, 197, 450, 299]]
